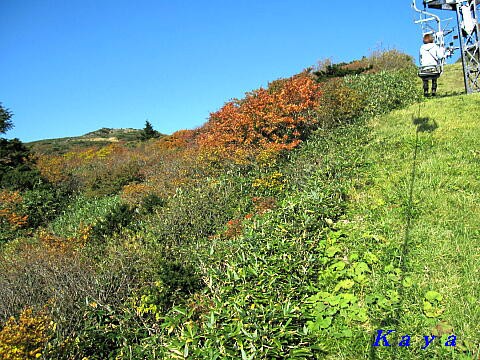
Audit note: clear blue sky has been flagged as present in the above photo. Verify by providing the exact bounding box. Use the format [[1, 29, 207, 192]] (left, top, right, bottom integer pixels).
[[0, 1, 444, 142]]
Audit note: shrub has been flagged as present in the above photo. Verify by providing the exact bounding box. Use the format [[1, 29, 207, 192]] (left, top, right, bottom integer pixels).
[[135, 260, 203, 318], [59, 251, 151, 359], [345, 69, 422, 117], [368, 48, 417, 72], [84, 160, 144, 197], [20, 185, 70, 229], [317, 78, 366, 127], [49, 195, 120, 238], [35, 155, 72, 186], [146, 175, 251, 246], [312, 59, 372, 82], [36, 144, 147, 198], [0, 236, 161, 359], [0, 242, 94, 326], [251, 170, 286, 195], [197, 74, 323, 162], [0, 138, 41, 191], [140, 193, 165, 214], [0, 190, 28, 243], [0, 306, 53, 360], [0, 185, 70, 243], [90, 203, 136, 241]]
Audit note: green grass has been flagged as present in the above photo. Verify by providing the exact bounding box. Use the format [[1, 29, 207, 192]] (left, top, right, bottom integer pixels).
[[340, 90, 480, 358], [48, 194, 121, 237], [415, 62, 466, 97], [437, 62, 466, 96]]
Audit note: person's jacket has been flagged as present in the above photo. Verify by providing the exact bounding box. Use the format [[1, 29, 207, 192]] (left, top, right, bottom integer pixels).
[[419, 43, 444, 68]]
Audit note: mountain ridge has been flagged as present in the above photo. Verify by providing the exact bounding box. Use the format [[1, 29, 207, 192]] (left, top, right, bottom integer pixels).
[[27, 127, 165, 154]]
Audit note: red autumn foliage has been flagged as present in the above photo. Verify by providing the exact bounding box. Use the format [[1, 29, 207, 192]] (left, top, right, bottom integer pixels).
[[223, 218, 243, 240], [156, 129, 198, 151], [196, 74, 323, 162], [252, 196, 277, 214]]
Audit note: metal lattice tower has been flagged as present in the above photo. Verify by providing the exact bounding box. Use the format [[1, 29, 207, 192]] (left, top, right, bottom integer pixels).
[[424, 0, 480, 93]]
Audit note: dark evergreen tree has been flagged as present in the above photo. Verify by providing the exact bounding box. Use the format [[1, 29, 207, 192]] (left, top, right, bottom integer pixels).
[[0, 103, 41, 190], [0, 103, 13, 134], [141, 120, 160, 140], [312, 62, 372, 82]]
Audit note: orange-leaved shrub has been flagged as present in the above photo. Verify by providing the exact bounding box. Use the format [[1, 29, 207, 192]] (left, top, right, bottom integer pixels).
[[155, 129, 198, 150], [0, 190, 28, 232], [35, 155, 70, 185], [197, 74, 323, 162]]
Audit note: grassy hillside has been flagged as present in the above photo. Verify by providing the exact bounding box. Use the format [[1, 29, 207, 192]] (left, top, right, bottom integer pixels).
[[437, 62, 466, 95], [28, 127, 159, 154], [322, 63, 480, 358], [1, 57, 479, 359], [340, 90, 480, 358]]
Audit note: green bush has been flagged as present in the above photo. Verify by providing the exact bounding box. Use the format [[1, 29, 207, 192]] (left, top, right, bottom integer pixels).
[[134, 259, 204, 320], [20, 185, 71, 228], [90, 203, 135, 241], [345, 69, 422, 118], [83, 161, 144, 197], [312, 60, 372, 82], [0, 184, 71, 244], [146, 174, 252, 246], [49, 195, 121, 238], [140, 193, 165, 214], [0, 138, 41, 191], [317, 79, 366, 128], [368, 48, 417, 72]]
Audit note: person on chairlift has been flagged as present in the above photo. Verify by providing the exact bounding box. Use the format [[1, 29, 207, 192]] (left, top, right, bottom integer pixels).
[[418, 33, 445, 97]]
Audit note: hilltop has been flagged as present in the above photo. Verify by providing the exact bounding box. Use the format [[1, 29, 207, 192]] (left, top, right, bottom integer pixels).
[[27, 127, 165, 154]]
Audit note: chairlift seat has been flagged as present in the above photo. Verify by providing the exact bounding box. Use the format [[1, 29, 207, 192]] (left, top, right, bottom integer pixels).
[[418, 65, 443, 77]]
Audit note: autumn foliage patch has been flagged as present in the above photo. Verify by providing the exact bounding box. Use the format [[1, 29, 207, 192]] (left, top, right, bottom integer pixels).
[[0, 190, 28, 231], [0, 306, 52, 360], [197, 74, 323, 162]]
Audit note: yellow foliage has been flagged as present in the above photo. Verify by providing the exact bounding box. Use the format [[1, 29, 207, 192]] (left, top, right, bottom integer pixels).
[[255, 148, 281, 168], [0, 307, 53, 360], [35, 155, 69, 184], [0, 190, 28, 230], [252, 171, 286, 192], [36, 226, 91, 252]]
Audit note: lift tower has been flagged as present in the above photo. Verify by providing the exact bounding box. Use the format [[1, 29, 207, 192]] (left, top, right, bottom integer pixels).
[[423, 0, 480, 93]]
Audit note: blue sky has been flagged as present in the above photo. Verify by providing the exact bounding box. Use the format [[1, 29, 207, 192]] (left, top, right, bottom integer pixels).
[[0, 1, 446, 142]]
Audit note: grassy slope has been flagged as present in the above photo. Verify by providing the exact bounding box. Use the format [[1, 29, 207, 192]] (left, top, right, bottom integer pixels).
[[437, 62, 466, 95], [27, 127, 155, 154], [341, 65, 480, 358]]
